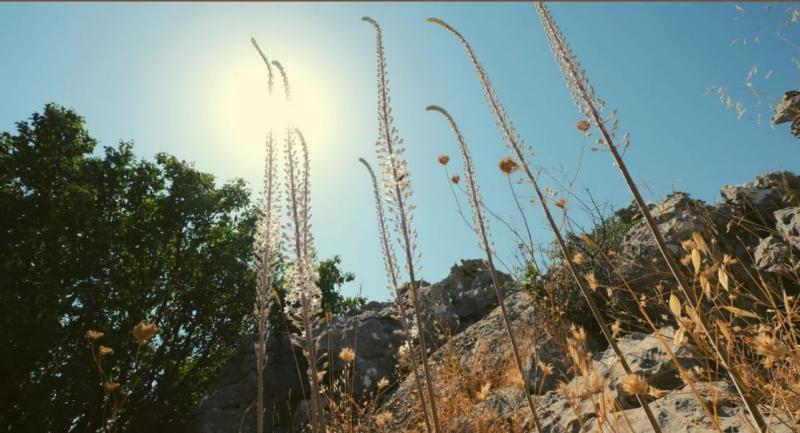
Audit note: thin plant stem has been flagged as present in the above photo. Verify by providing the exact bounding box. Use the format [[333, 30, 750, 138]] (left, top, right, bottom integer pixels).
[[506, 174, 540, 273], [427, 104, 547, 433]]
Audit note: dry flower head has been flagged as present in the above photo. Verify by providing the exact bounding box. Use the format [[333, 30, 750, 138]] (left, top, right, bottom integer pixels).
[[339, 347, 356, 363], [132, 322, 158, 344], [85, 330, 104, 341], [498, 157, 519, 174]]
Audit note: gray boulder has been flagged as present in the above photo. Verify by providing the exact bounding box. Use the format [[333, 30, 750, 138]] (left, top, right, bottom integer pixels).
[[190, 333, 305, 433], [772, 90, 800, 138], [720, 171, 800, 220], [754, 235, 797, 274], [775, 206, 800, 250]]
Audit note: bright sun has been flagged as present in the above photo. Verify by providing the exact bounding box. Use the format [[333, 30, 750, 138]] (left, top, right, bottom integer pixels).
[[210, 45, 332, 165]]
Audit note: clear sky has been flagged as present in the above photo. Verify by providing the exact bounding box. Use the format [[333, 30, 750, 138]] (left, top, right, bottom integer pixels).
[[2, 2, 798, 302]]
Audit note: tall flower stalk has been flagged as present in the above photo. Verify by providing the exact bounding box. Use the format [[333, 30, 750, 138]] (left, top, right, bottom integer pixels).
[[426, 105, 546, 433], [358, 158, 432, 433], [253, 132, 278, 433], [428, 17, 665, 433], [250, 37, 278, 433], [273, 59, 325, 433], [534, 3, 768, 431], [362, 16, 443, 433]]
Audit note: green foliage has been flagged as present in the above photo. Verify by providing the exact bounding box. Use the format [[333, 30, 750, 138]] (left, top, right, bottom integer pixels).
[[318, 256, 364, 315], [523, 201, 644, 336], [0, 104, 358, 432], [265, 255, 363, 333]]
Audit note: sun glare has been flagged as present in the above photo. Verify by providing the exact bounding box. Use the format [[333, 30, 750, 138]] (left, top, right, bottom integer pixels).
[[210, 45, 333, 167]]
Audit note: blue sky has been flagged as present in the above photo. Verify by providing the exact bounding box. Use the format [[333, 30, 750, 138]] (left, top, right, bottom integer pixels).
[[1, 2, 798, 301]]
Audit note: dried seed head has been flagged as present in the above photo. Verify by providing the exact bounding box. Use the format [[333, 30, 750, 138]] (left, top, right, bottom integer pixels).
[[374, 411, 393, 429], [576, 119, 591, 132], [584, 272, 599, 290], [451, 174, 460, 184], [538, 361, 554, 377], [438, 155, 450, 165], [377, 376, 390, 390], [339, 347, 356, 363], [476, 382, 491, 401], [555, 199, 567, 209], [103, 382, 121, 392], [132, 322, 158, 344], [572, 252, 586, 265], [85, 330, 104, 341], [621, 374, 649, 395], [498, 157, 519, 174], [752, 333, 788, 366], [570, 324, 588, 344], [611, 319, 623, 337]]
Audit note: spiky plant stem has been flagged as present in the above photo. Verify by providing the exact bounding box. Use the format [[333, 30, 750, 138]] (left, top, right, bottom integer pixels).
[[274, 60, 324, 433], [358, 158, 433, 433], [251, 37, 277, 433], [254, 132, 278, 433], [428, 16, 665, 433], [534, 4, 768, 431], [363, 16, 443, 433], [427, 105, 546, 433]]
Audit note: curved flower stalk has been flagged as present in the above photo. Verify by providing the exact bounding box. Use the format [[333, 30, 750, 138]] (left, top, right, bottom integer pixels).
[[271, 60, 291, 103], [362, 16, 442, 433], [358, 158, 432, 433], [426, 104, 546, 433], [534, 4, 768, 432], [428, 17, 665, 433], [250, 37, 274, 95], [251, 37, 277, 433], [273, 60, 324, 433]]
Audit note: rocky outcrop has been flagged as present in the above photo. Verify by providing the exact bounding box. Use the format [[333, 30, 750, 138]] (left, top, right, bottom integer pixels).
[[192, 172, 799, 433], [611, 171, 799, 323], [773, 90, 800, 138], [190, 333, 306, 433]]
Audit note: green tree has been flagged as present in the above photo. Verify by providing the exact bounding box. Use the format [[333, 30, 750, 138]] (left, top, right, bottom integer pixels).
[[0, 104, 359, 432]]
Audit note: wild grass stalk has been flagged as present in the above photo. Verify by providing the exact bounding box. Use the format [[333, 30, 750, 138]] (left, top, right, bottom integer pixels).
[[426, 104, 546, 433], [534, 3, 768, 431], [251, 36, 278, 433], [358, 157, 433, 433], [362, 16, 443, 433], [427, 16, 665, 433]]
